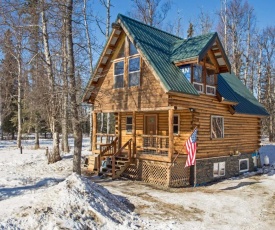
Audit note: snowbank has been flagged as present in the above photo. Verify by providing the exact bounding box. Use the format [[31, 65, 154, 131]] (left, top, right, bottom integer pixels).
[[0, 174, 141, 230]]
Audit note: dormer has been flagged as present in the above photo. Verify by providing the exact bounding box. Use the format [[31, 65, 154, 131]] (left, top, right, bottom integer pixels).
[[171, 32, 231, 96]]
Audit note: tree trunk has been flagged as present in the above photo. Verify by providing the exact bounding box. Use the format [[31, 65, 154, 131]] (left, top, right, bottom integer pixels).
[[34, 116, 40, 149], [17, 56, 22, 148], [65, 0, 82, 175], [41, 0, 61, 162], [89, 105, 93, 151]]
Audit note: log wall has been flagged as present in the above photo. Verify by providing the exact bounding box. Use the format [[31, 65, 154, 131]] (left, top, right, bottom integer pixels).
[[169, 93, 261, 159], [93, 32, 169, 112]]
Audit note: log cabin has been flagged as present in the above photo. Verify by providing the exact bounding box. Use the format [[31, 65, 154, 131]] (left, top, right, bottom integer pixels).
[[82, 14, 268, 187]]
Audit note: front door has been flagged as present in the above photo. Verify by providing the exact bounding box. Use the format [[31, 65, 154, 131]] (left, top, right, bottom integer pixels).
[[144, 115, 157, 135]]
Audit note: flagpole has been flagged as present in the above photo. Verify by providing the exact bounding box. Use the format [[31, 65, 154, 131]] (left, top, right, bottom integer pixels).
[[192, 126, 197, 187], [194, 160, 197, 187]]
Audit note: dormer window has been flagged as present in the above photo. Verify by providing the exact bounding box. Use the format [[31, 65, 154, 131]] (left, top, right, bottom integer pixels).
[[181, 65, 191, 82], [193, 64, 204, 93], [180, 63, 216, 95], [206, 69, 216, 95]]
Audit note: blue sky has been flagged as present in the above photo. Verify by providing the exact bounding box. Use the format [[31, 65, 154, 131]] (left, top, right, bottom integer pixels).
[[95, 0, 274, 32]]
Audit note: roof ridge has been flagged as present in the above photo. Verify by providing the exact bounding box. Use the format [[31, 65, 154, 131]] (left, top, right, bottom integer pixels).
[[117, 14, 182, 40]]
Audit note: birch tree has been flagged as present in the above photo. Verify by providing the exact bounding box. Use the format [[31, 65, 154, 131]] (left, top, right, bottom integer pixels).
[[129, 0, 171, 28], [41, 0, 61, 162], [65, 0, 82, 174]]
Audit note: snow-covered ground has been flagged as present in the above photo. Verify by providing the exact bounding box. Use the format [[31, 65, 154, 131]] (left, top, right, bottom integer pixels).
[[0, 138, 274, 229]]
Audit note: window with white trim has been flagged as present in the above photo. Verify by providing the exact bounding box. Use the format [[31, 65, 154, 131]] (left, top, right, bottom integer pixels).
[[114, 60, 124, 88], [173, 114, 180, 134], [128, 57, 140, 87], [239, 159, 249, 172], [193, 64, 203, 83], [126, 116, 133, 134], [211, 116, 224, 138], [206, 69, 216, 95], [213, 162, 225, 177]]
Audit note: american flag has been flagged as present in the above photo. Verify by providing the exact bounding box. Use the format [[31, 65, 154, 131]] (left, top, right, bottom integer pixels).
[[185, 128, 197, 167]]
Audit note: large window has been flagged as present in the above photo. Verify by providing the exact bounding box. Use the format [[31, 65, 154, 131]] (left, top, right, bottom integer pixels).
[[128, 57, 140, 87], [173, 115, 180, 134], [213, 162, 225, 177], [126, 116, 133, 134], [211, 116, 224, 138], [114, 61, 124, 88]]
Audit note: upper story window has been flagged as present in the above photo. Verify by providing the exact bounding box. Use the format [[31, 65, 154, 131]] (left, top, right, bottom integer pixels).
[[180, 63, 216, 95], [114, 61, 124, 88], [129, 41, 138, 56], [193, 64, 203, 93], [129, 57, 140, 87], [206, 69, 216, 95], [181, 65, 191, 82], [117, 41, 125, 58], [113, 38, 140, 89]]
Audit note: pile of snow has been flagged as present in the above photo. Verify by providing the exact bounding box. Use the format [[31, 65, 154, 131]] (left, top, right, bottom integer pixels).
[[0, 174, 141, 229]]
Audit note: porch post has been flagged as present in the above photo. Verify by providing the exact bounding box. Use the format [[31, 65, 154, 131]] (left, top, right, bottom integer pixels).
[[92, 112, 97, 153], [117, 112, 122, 149], [168, 109, 174, 161], [132, 111, 136, 158]]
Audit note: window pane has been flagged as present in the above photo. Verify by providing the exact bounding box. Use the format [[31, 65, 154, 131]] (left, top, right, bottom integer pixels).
[[129, 41, 138, 56], [117, 41, 125, 58], [114, 61, 124, 75], [173, 115, 178, 124], [180, 65, 191, 82], [114, 75, 124, 88], [126, 117, 132, 124], [206, 69, 215, 85], [193, 65, 202, 83], [239, 159, 248, 171], [129, 57, 140, 72], [213, 163, 219, 177], [126, 125, 132, 133], [173, 125, 179, 134], [219, 162, 225, 176], [212, 116, 224, 138], [129, 72, 140, 87]]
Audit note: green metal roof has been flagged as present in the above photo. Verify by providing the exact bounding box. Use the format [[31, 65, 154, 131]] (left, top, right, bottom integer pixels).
[[118, 14, 199, 95], [218, 73, 269, 116], [171, 32, 217, 63]]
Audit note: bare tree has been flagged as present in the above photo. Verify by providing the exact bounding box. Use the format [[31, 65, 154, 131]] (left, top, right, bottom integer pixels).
[[65, 0, 82, 174], [197, 7, 214, 35], [41, 0, 61, 162], [129, 0, 171, 28]]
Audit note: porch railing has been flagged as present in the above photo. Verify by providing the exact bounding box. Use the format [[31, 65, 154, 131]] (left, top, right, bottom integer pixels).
[[95, 133, 117, 150], [137, 135, 169, 156]]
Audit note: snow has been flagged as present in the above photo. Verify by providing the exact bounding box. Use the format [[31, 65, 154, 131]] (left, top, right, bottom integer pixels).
[[0, 138, 275, 229]]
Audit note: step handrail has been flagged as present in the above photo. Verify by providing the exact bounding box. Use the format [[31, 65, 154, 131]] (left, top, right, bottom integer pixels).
[[112, 138, 132, 179], [97, 137, 118, 174]]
